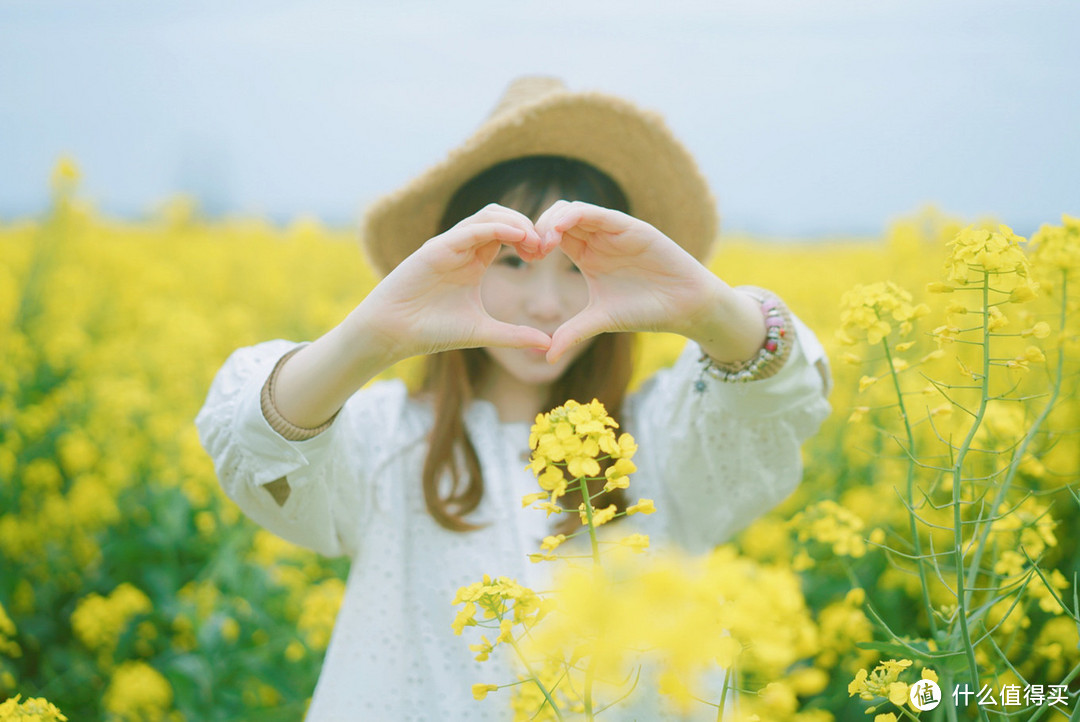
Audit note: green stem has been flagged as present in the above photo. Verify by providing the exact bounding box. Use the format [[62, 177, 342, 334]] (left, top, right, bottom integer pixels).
[[898, 704, 923, 721], [508, 639, 565, 722], [716, 665, 732, 722], [950, 270, 992, 722], [963, 272, 1067, 610], [941, 669, 959, 722], [881, 334, 939, 639], [578, 477, 601, 567], [1024, 659, 1080, 722], [583, 659, 595, 719], [576, 475, 603, 717]]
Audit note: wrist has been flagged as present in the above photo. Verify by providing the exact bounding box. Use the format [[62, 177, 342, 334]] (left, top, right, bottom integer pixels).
[[685, 280, 768, 364], [341, 300, 412, 371], [698, 286, 794, 383]]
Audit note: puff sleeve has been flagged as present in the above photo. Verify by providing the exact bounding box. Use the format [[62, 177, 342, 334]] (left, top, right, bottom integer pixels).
[[194, 339, 391, 558], [627, 314, 833, 554]]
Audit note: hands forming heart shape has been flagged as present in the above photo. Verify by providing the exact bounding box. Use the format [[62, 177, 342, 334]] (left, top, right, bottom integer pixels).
[[368, 200, 721, 365]]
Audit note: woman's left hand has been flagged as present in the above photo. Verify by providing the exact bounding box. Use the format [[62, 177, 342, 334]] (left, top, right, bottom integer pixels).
[[534, 200, 732, 362]]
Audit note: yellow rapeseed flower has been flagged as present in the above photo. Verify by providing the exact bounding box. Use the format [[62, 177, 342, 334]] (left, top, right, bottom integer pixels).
[[1028, 214, 1080, 277], [1021, 321, 1051, 338], [838, 282, 929, 346], [298, 579, 345, 651], [944, 225, 1031, 285], [102, 661, 173, 722], [0, 695, 68, 721], [847, 659, 912, 704], [0, 601, 20, 659], [527, 399, 637, 506], [539, 534, 566, 552], [626, 498, 656, 515], [580, 503, 617, 527], [70, 583, 152, 659], [472, 683, 499, 700], [790, 500, 868, 558], [1030, 569, 1069, 614], [617, 533, 650, 553], [987, 306, 1008, 330]]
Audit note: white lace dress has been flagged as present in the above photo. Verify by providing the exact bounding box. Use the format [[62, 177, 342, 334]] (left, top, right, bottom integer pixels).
[[194, 316, 832, 721]]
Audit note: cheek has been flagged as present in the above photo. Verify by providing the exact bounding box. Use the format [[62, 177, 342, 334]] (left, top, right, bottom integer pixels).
[[480, 273, 518, 320], [560, 274, 589, 313]]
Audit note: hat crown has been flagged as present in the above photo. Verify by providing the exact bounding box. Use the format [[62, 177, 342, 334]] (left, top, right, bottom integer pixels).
[[488, 76, 566, 118]]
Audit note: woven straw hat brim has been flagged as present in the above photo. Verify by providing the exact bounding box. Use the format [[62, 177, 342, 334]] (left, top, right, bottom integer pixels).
[[360, 86, 718, 278]]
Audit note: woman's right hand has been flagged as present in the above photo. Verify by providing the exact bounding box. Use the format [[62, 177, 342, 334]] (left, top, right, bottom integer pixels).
[[349, 204, 555, 362]]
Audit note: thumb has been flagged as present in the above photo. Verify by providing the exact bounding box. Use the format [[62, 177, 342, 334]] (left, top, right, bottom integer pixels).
[[547, 309, 609, 364], [474, 318, 552, 351]]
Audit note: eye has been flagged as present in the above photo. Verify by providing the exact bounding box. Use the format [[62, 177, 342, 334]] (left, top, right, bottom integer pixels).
[[496, 252, 527, 269]]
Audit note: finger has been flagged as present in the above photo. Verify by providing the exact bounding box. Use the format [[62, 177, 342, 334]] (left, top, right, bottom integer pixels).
[[441, 223, 528, 256], [474, 318, 552, 351], [474, 239, 501, 267], [537, 200, 595, 252], [557, 230, 587, 262], [546, 309, 610, 364], [467, 204, 545, 252], [549, 201, 632, 237], [534, 200, 572, 251]]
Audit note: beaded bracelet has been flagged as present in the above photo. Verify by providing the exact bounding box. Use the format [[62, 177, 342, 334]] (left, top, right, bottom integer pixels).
[[260, 345, 340, 441], [697, 285, 794, 385]]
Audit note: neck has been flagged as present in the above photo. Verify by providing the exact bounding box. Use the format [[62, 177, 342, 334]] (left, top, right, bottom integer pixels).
[[476, 371, 550, 424]]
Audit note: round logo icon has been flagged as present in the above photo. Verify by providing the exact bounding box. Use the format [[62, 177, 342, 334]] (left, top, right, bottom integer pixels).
[[910, 679, 941, 711]]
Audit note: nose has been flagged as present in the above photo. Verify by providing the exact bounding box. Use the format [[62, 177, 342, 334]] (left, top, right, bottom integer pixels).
[[524, 269, 570, 324]]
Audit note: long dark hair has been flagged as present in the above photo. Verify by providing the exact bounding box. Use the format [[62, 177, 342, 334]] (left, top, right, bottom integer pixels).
[[419, 156, 635, 532]]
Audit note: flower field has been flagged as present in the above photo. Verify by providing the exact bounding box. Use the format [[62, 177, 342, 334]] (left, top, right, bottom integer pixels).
[[1, 163, 1077, 720]]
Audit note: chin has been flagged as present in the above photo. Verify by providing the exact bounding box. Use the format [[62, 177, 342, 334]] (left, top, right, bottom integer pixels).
[[487, 345, 585, 387]]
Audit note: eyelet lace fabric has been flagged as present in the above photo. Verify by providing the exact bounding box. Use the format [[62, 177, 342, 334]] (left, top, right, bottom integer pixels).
[[194, 313, 832, 721]]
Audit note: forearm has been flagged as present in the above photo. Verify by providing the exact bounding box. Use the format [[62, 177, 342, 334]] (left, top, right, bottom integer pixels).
[[272, 301, 404, 429], [684, 279, 768, 364]]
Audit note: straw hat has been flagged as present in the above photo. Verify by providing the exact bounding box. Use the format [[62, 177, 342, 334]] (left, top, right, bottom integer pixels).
[[360, 76, 719, 277]]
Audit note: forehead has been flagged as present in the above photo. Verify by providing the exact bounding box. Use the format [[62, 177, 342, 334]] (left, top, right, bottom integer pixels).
[[497, 185, 565, 224]]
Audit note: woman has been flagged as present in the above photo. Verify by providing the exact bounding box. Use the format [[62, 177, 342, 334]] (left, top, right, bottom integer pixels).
[[195, 76, 832, 720]]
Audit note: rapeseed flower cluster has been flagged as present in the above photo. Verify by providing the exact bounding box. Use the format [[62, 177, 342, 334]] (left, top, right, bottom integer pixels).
[[789, 500, 876, 566], [814, 589, 874, 669], [989, 497, 1058, 560], [0, 603, 19, 661], [297, 578, 346, 651], [70, 583, 152, 666], [102, 660, 175, 722], [519, 546, 819, 719], [1025, 214, 1080, 277], [2, 161, 358, 718], [451, 573, 547, 700], [465, 398, 832, 719], [837, 281, 930, 346], [526, 398, 637, 502], [943, 225, 1032, 287], [848, 660, 939, 717], [832, 213, 1080, 722], [847, 658, 913, 705], [0, 695, 67, 722]]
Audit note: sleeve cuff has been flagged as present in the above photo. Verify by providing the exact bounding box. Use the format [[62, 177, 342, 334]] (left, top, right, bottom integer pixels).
[[688, 312, 831, 418], [232, 356, 344, 489]]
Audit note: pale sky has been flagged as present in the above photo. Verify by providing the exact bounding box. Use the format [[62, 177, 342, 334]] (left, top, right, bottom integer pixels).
[[1, 0, 1077, 235]]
